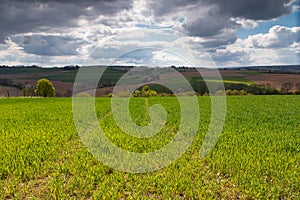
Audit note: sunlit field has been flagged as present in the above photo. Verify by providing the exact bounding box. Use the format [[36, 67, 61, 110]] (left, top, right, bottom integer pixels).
[[0, 96, 299, 199]]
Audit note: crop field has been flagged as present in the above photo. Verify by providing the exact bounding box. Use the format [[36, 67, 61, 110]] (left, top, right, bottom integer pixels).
[[0, 96, 299, 199], [188, 76, 254, 85], [45, 69, 125, 83], [0, 67, 58, 75]]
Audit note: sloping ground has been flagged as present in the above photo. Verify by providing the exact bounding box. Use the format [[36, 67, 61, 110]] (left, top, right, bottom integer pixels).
[[162, 69, 245, 79], [0, 86, 22, 97], [2, 79, 74, 97], [182, 69, 246, 77], [0, 68, 125, 97], [0, 70, 75, 97], [0, 70, 67, 80], [1, 67, 300, 96], [51, 81, 75, 96], [246, 74, 300, 92]]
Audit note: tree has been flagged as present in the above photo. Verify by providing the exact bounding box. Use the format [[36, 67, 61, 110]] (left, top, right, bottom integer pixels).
[[133, 86, 158, 97], [133, 90, 141, 97], [147, 89, 158, 96], [141, 85, 150, 97], [295, 82, 300, 93], [192, 81, 208, 95], [281, 82, 293, 93], [22, 83, 34, 97], [34, 78, 55, 97], [64, 89, 73, 97], [141, 86, 158, 97]]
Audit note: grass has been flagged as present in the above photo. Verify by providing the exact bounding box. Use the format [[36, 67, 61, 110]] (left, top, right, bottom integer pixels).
[[221, 76, 253, 84], [0, 96, 299, 199]]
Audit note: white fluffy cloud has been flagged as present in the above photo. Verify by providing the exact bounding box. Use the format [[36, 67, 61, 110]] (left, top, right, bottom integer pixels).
[[210, 25, 300, 66], [245, 26, 300, 48]]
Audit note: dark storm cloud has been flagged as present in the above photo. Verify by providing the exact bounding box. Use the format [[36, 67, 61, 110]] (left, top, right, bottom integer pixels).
[[147, 0, 294, 37], [215, 0, 292, 20], [148, 0, 293, 20], [0, 0, 294, 42], [0, 0, 133, 42], [181, 10, 236, 38]]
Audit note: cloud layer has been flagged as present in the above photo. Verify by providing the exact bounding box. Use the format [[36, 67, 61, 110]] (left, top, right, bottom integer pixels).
[[0, 0, 299, 67]]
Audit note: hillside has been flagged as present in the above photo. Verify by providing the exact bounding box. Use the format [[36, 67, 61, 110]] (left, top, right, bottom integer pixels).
[[0, 65, 300, 97]]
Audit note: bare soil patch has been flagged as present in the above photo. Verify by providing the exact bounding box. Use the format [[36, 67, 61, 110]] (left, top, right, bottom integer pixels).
[[51, 81, 74, 96], [246, 74, 300, 91]]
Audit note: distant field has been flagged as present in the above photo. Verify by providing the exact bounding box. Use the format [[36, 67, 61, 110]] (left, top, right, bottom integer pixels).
[[45, 69, 125, 83], [0, 96, 299, 199], [1, 67, 300, 96], [236, 70, 267, 76], [0, 67, 59, 74], [188, 76, 253, 85]]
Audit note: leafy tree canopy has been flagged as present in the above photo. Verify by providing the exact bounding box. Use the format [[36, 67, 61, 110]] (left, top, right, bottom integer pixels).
[[34, 78, 55, 97]]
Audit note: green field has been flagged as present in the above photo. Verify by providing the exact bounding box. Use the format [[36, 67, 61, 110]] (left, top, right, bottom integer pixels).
[[45, 69, 125, 83], [0, 96, 299, 199], [188, 76, 253, 85], [0, 67, 59, 75], [237, 70, 267, 76]]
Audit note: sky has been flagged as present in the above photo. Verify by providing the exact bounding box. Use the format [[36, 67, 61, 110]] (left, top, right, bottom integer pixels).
[[0, 0, 299, 67]]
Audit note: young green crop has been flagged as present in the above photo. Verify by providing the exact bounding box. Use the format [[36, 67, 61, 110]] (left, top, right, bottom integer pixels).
[[0, 96, 299, 199]]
